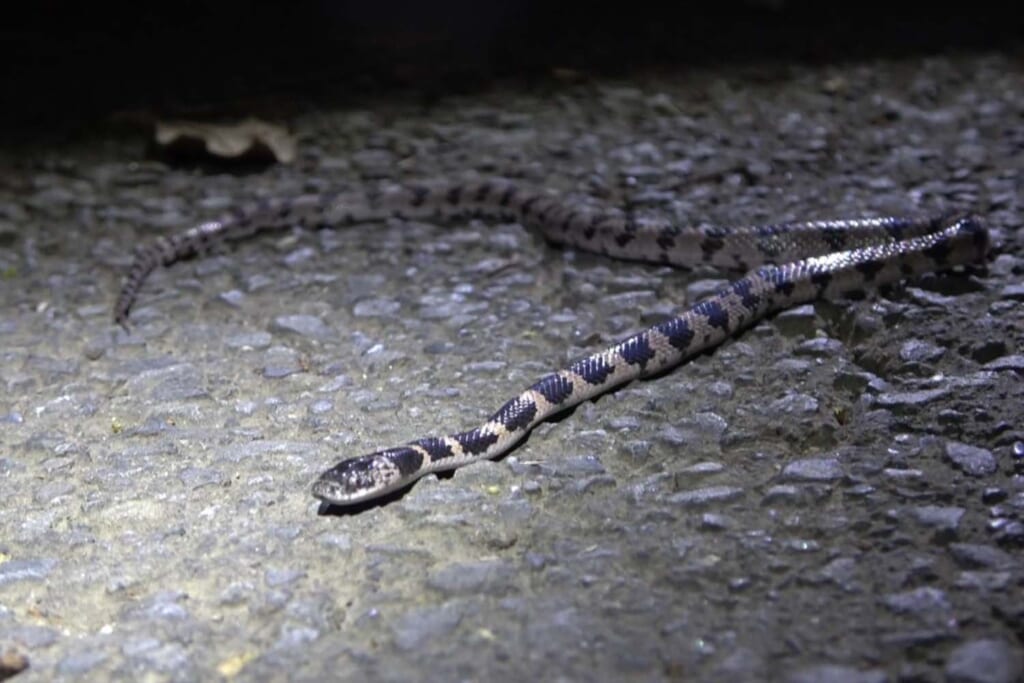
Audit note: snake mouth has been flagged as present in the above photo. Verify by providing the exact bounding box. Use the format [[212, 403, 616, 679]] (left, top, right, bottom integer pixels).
[[312, 448, 420, 505]]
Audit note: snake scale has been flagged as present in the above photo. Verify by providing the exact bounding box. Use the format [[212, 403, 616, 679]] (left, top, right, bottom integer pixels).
[[113, 177, 989, 506]]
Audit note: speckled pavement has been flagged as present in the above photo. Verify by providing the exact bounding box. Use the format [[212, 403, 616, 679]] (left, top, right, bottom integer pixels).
[[1, 52, 1022, 682]]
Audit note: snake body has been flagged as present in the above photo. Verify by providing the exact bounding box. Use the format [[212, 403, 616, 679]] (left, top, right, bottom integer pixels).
[[113, 178, 989, 505]]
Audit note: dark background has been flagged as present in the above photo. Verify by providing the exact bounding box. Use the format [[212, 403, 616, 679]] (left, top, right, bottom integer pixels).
[[2, 1, 1023, 138]]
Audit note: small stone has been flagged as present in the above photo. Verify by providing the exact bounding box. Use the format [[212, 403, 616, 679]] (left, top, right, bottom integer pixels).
[[873, 388, 948, 412], [130, 363, 209, 402], [700, 513, 732, 530], [265, 568, 307, 588], [945, 639, 1023, 683], [948, 543, 1013, 569], [793, 337, 844, 358], [353, 297, 401, 317], [309, 399, 333, 414], [667, 485, 744, 508], [999, 283, 1024, 301], [781, 457, 843, 482], [786, 664, 886, 683], [262, 347, 304, 379], [392, 603, 463, 651], [225, 331, 273, 350], [910, 505, 964, 532], [0, 558, 59, 586], [178, 467, 225, 490], [773, 304, 817, 338], [768, 392, 819, 415], [984, 354, 1024, 375], [898, 339, 944, 363], [945, 441, 997, 476], [426, 560, 516, 596], [882, 586, 951, 616], [217, 289, 245, 308], [33, 481, 75, 504], [271, 314, 333, 341], [274, 625, 320, 650], [57, 650, 109, 675]]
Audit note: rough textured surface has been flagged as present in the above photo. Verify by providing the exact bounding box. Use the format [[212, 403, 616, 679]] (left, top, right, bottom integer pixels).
[[1, 52, 1022, 681]]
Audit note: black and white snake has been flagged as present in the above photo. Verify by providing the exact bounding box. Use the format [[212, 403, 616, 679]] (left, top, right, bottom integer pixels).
[[113, 178, 989, 506]]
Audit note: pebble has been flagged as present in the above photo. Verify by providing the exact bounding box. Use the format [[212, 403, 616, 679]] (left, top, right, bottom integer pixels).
[[270, 314, 333, 341], [948, 543, 1013, 569], [899, 339, 944, 363], [873, 388, 949, 412], [667, 486, 744, 508], [426, 560, 516, 596], [793, 337, 843, 358], [909, 505, 964, 532], [945, 639, 1023, 683], [786, 664, 886, 683], [882, 586, 951, 616], [265, 568, 307, 588], [0, 558, 59, 586], [780, 457, 844, 482], [984, 354, 1024, 374], [767, 392, 820, 415], [391, 604, 463, 652], [178, 467, 225, 490], [352, 297, 402, 317], [128, 363, 209, 402], [56, 649, 109, 675], [944, 441, 997, 476], [224, 331, 272, 350]]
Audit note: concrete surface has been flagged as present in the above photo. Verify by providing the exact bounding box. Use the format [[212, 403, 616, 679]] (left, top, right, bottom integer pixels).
[[1, 51, 1022, 682]]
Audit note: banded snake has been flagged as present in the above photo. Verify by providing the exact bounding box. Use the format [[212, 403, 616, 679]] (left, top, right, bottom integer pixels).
[[113, 177, 989, 506]]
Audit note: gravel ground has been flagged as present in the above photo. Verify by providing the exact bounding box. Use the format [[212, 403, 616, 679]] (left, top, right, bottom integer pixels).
[[1, 51, 1023, 682]]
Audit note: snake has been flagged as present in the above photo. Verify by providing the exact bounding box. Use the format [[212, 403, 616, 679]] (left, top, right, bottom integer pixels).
[[113, 177, 990, 506]]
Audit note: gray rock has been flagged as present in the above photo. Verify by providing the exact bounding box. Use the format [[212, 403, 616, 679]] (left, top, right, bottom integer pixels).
[[56, 649, 109, 675], [944, 441, 997, 476], [787, 664, 887, 683], [217, 289, 246, 308], [265, 568, 307, 588], [984, 354, 1024, 374], [225, 330, 273, 349], [129, 363, 209, 402], [910, 505, 965, 532], [667, 486, 744, 508], [271, 314, 333, 340], [0, 623, 60, 648], [948, 543, 1013, 569], [391, 603, 463, 651], [0, 558, 59, 586], [178, 467, 225, 490], [945, 639, 1023, 683], [780, 457, 844, 482], [33, 480, 75, 504], [353, 297, 401, 317], [998, 283, 1024, 301], [793, 337, 844, 358], [768, 392, 820, 415], [882, 586, 951, 616], [898, 339, 944, 363], [262, 346, 304, 379], [426, 560, 516, 596], [873, 388, 949, 412]]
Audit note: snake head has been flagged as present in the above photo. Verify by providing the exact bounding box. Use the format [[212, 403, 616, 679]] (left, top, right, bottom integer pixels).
[[311, 447, 424, 505]]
